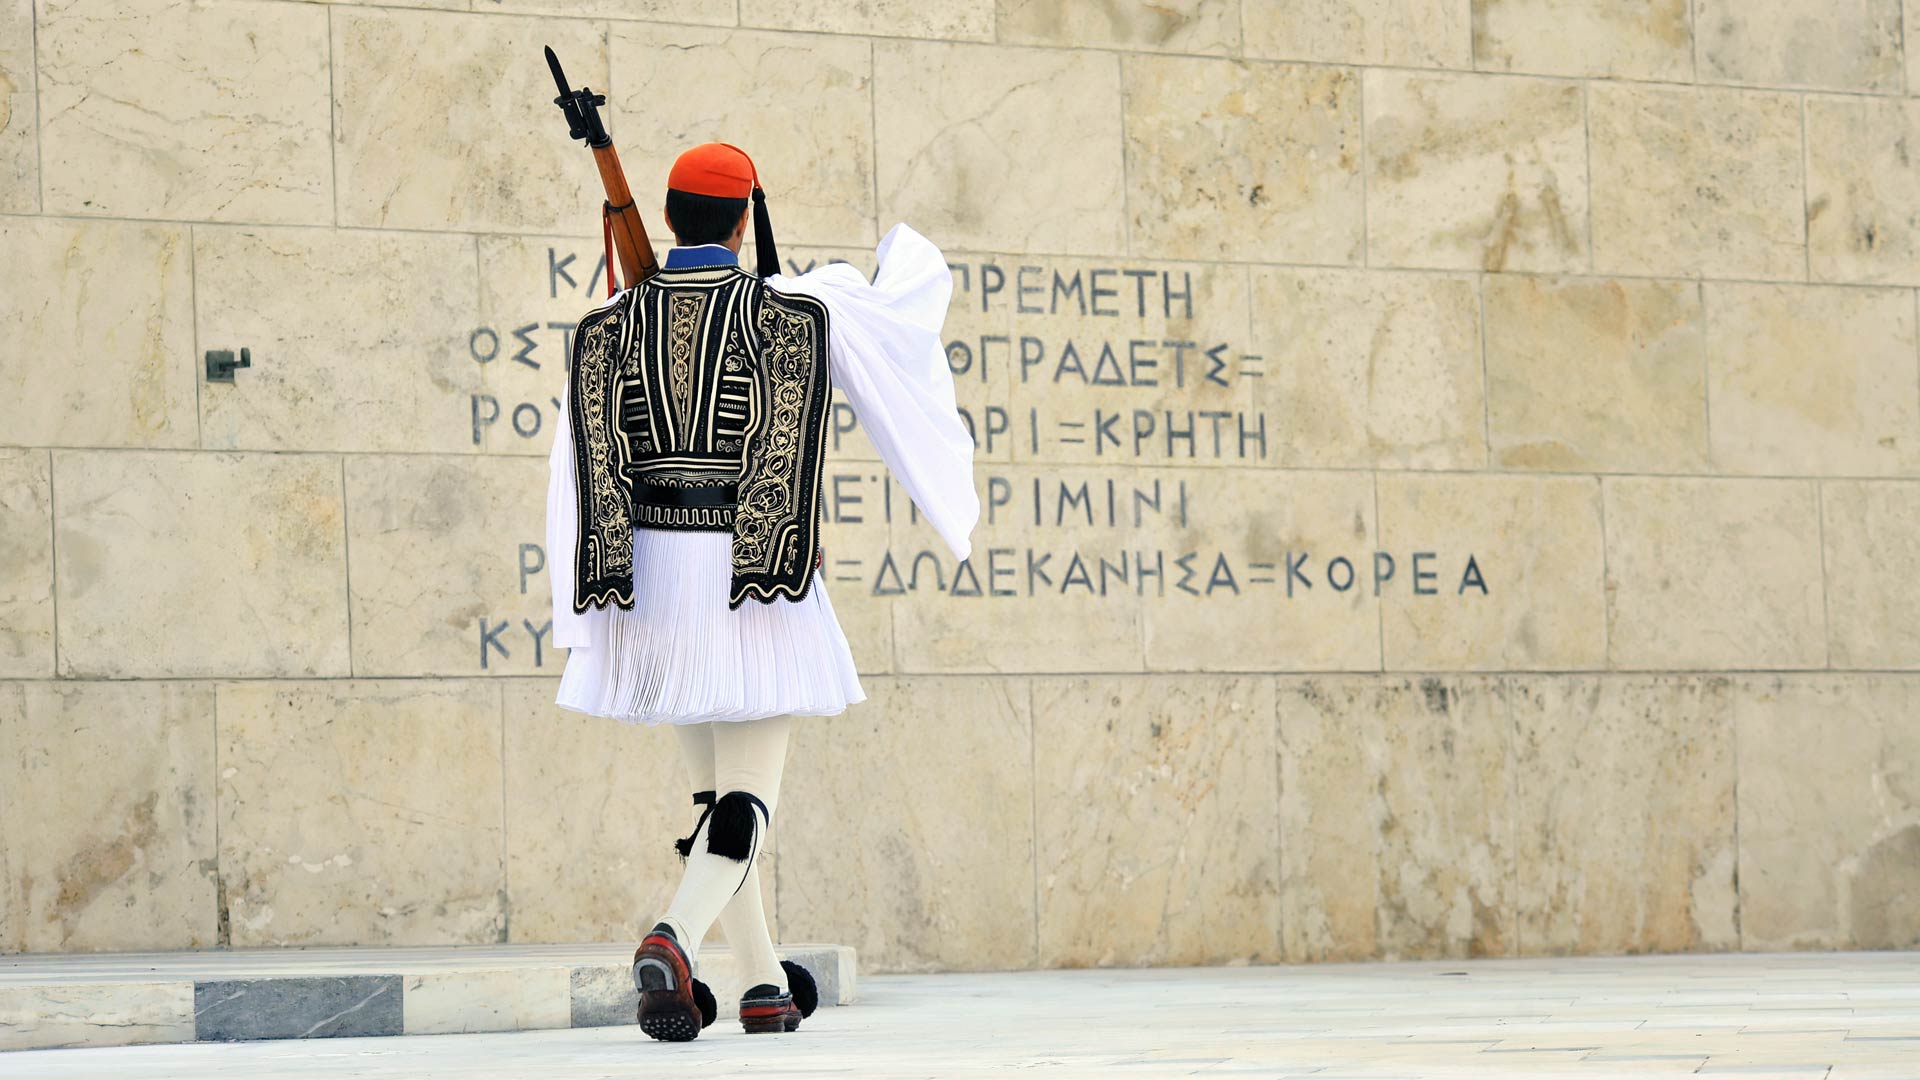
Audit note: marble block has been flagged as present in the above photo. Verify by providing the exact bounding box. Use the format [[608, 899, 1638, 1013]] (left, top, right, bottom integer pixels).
[[1807, 96, 1920, 286], [0, 983, 194, 1051], [1279, 676, 1514, 962], [196, 226, 485, 454], [999, 0, 1239, 53], [778, 676, 1035, 973], [875, 42, 1125, 256], [1471, 0, 1692, 80], [1911, 0, 1920, 95], [998, 256, 1255, 469], [1246, 0, 1471, 68], [923, 249, 1017, 467], [1251, 268, 1484, 469], [1124, 58, 1361, 264], [0, 450, 52, 676], [333, 9, 607, 233], [0, 219, 196, 449], [194, 976, 402, 1042], [1364, 70, 1587, 272], [402, 968, 570, 1035], [52, 451, 350, 679], [0, 0, 33, 213], [610, 25, 874, 250], [1734, 676, 1920, 951], [216, 681, 507, 947], [565, 965, 635, 1028], [1136, 468, 1381, 673], [1822, 481, 1920, 669], [472, 230, 751, 457], [1589, 83, 1804, 280], [1033, 675, 1279, 968], [36, 0, 331, 223], [500, 680, 702, 946], [0, 681, 218, 953], [1603, 477, 1826, 671], [889, 466, 1145, 674], [345, 456, 554, 677], [819, 468, 897, 674], [740, 0, 992, 39], [488, 0, 732, 21], [1696, 0, 1903, 92], [1377, 473, 1606, 671], [1705, 283, 1920, 476], [1510, 676, 1738, 955], [1483, 274, 1708, 473]]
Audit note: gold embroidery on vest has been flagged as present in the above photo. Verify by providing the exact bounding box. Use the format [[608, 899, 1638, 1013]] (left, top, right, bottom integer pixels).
[[729, 292, 829, 605], [571, 303, 635, 611], [667, 293, 704, 439]]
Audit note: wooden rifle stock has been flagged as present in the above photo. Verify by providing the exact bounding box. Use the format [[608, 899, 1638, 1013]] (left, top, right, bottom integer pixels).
[[546, 47, 657, 292], [590, 145, 655, 291]]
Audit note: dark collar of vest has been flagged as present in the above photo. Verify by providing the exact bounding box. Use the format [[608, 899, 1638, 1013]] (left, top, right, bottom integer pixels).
[[663, 244, 739, 269]]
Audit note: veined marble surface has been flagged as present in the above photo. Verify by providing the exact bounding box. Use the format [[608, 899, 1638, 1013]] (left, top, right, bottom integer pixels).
[[3, 952, 1915, 1078], [0, 943, 856, 1051]]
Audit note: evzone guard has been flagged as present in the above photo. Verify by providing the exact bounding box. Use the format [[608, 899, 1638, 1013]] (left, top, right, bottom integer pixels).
[[543, 55, 977, 1042]]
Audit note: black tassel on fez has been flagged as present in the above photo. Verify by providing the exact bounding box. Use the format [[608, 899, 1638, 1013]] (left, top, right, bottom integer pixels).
[[752, 186, 779, 278], [706, 791, 768, 862]]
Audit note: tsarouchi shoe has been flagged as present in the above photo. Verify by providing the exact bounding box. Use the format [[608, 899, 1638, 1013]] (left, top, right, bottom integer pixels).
[[739, 983, 802, 1034], [632, 923, 702, 1041]]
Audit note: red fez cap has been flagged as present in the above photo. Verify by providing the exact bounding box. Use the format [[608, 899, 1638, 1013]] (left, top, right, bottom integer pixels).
[[667, 142, 758, 199]]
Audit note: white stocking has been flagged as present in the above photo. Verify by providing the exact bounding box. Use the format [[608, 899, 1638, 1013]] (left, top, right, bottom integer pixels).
[[662, 716, 790, 992]]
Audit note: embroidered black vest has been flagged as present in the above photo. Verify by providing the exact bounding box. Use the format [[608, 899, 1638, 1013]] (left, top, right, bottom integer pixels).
[[568, 263, 832, 610]]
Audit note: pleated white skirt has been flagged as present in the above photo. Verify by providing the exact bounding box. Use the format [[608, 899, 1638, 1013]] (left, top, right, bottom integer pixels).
[[554, 527, 867, 726]]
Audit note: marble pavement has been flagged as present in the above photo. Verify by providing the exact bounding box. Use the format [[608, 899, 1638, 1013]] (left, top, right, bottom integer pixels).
[[0, 951, 1915, 1078], [0, 942, 856, 1052]]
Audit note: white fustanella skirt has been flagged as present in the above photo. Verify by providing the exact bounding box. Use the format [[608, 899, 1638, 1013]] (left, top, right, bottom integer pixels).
[[553, 527, 867, 726]]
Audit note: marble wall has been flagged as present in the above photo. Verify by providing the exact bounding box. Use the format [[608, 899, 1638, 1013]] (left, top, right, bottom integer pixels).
[[1, 0, 1916, 969]]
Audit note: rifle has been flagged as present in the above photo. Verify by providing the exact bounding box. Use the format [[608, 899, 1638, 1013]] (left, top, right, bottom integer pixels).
[[545, 46, 657, 293]]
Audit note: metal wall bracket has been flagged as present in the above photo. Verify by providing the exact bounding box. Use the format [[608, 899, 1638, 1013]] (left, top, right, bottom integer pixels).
[[205, 347, 251, 383]]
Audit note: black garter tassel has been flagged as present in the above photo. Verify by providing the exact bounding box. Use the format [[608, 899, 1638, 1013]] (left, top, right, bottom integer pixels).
[[706, 791, 768, 862], [675, 791, 716, 860]]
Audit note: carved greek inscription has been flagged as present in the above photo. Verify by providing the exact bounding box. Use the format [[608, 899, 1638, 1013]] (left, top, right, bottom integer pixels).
[[462, 246, 1488, 671]]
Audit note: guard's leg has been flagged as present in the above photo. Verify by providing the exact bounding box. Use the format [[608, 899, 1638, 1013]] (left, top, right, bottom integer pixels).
[[666, 715, 804, 1033], [659, 715, 791, 950], [668, 720, 795, 1024], [633, 722, 726, 1041]]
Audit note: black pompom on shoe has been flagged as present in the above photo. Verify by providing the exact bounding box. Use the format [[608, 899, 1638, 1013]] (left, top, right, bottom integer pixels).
[[780, 959, 819, 1019], [691, 977, 717, 1029]]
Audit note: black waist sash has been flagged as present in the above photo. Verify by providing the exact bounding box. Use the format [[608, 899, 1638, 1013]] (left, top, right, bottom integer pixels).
[[630, 481, 738, 531]]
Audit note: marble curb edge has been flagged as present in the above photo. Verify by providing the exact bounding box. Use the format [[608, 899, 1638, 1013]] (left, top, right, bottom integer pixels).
[[0, 944, 856, 1053]]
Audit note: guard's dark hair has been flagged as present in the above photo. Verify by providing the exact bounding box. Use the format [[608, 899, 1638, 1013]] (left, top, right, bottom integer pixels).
[[665, 189, 750, 246]]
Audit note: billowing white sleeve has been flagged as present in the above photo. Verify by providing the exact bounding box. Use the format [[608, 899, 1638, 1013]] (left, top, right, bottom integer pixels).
[[546, 386, 597, 650], [772, 224, 979, 561]]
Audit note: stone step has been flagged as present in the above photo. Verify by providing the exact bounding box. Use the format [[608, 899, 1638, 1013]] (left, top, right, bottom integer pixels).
[[0, 942, 856, 1053]]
